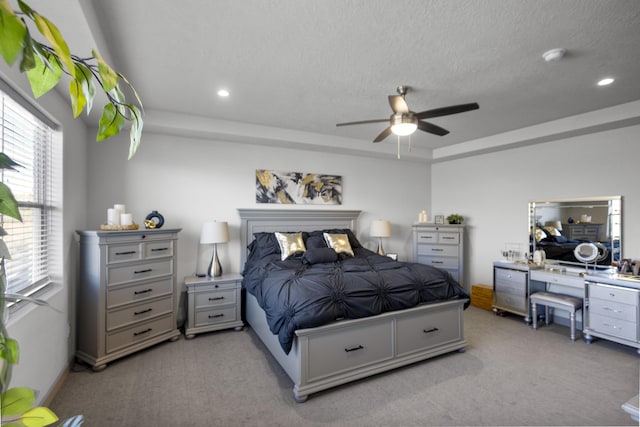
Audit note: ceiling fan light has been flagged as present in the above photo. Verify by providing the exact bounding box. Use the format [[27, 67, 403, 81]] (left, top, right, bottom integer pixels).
[[390, 113, 418, 136]]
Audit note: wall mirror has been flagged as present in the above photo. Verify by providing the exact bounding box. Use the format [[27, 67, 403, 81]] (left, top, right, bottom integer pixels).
[[529, 196, 622, 266]]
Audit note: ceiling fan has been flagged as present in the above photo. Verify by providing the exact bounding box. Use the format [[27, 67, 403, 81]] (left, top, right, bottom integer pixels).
[[336, 86, 479, 143]]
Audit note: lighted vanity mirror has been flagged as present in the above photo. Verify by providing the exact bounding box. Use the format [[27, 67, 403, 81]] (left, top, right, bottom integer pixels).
[[529, 196, 622, 266]]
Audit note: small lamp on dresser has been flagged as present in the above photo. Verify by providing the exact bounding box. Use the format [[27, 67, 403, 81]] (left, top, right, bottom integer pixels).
[[371, 220, 391, 256], [200, 221, 230, 277]]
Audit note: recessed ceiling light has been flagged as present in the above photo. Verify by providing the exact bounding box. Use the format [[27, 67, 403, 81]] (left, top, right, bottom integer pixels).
[[217, 89, 230, 97], [597, 78, 614, 86]]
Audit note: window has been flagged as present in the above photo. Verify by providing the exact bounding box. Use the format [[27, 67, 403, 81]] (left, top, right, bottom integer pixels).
[[1, 87, 59, 298]]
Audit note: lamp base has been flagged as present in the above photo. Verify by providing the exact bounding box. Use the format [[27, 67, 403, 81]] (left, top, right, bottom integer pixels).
[[376, 238, 386, 256], [207, 244, 223, 277]]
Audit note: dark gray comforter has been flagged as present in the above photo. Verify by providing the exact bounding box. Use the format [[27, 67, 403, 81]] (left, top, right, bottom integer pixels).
[[242, 247, 469, 354]]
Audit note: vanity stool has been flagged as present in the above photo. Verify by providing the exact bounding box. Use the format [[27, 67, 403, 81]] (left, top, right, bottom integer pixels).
[[530, 292, 583, 341]]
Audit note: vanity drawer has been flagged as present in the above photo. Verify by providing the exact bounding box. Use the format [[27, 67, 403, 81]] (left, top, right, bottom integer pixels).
[[588, 313, 638, 342], [495, 292, 527, 312], [306, 319, 393, 382], [590, 297, 638, 323], [107, 259, 173, 286], [416, 244, 458, 257], [107, 278, 173, 308], [438, 232, 460, 244], [106, 314, 174, 354], [396, 304, 462, 356], [107, 296, 173, 331], [194, 289, 237, 309], [194, 305, 238, 327], [589, 283, 640, 306], [495, 268, 527, 288]]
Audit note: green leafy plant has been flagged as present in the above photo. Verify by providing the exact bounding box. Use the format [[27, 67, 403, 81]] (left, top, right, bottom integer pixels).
[[0, 0, 144, 159], [446, 214, 464, 224]]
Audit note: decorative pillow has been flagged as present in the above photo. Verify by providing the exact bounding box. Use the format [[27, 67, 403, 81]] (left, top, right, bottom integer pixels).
[[247, 232, 281, 261], [308, 229, 362, 249], [305, 235, 327, 249], [534, 227, 547, 242], [301, 247, 338, 265], [543, 226, 561, 237], [275, 232, 306, 260], [323, 232, 354, 257]]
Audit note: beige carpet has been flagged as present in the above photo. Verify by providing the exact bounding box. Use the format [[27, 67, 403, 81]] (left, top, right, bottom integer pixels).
[[50, 306, 639, 426]]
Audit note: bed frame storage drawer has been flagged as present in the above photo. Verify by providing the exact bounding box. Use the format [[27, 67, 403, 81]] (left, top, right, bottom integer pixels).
[[305, 319, 394, 382], [396, 303, 462, 356]]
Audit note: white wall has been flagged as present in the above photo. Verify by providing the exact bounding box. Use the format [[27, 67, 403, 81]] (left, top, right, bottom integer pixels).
[[431, 125, 640, 287], [85, 130, 431, 320], [1, 65, 88, 404]]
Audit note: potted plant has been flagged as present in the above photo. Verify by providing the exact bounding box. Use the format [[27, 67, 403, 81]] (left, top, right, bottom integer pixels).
[[446, 214, 464, 225]]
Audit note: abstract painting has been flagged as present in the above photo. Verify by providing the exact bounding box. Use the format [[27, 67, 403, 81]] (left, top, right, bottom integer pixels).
[[256, 170, 342, 205]]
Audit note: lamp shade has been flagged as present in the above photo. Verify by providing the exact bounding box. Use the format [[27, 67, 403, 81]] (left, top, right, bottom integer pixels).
[[370, 220, 391, 238], [200, 221, 230, 244]]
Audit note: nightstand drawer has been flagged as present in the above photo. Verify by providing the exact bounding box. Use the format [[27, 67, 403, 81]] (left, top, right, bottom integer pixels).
[[106, 314, 174, 354], [195, 289, 237, 309], [107, 259, 173, 286], [195, 306, 238, 327], [107, 278, 173, 307], [107, 296, 173, 331]]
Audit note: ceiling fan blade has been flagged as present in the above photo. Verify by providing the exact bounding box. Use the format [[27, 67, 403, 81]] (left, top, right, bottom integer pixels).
[[336, 118, 388, 127], [415, 103, 479, 120], [373, 127, 392, 142], [388, 95, 409, 113], [418, 120, 450, 136]]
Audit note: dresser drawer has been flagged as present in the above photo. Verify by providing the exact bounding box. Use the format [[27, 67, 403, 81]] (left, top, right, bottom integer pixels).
[[306, 319, 393, 382], [194, 305, 238, 327], [589, 283, 640, 306], [107, 259, 173, 286], [396, 304, 462, 356], [416, 256, 459, 270], [415, 231, 437, 242], [416, 244, 458, 257], [588, 312, 638, 342], [107, 296, 174, 331], [145, 240, 173, 259], [438, 232, 460, 244], [107, 243, 142, 264], [107, 278, 173, 308], [106, 314, 174, 354], [589, 297, 638, 323], [195, 289, 237, 309]]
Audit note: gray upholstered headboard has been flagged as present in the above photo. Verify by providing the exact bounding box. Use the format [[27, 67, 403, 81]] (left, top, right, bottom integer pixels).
[[237, 209, 361, 268]]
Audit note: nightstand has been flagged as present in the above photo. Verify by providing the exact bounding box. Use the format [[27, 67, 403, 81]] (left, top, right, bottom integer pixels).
[[184, 273, 243, 339]]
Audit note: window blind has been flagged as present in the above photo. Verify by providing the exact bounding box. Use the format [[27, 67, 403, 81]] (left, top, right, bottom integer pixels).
[[1, 88, 54, 295]]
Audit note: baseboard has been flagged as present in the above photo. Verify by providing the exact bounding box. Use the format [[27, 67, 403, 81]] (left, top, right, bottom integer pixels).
[[41, 360, 71, 407]]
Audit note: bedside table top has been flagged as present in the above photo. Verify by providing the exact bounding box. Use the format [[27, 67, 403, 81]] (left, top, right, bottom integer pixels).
[[185, 273, 243, 286]]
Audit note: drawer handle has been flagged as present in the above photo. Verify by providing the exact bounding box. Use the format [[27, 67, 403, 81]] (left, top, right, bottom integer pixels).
[[431, 248, 444, 252], [420, 236, 433, 240], [115, 250, 136, 255], [423, 327, 439, 334], [442, 237, 455, 240], [431, 261, 444, 265], [603, 306, 622, 313], [151, 247, 169, 252], [209, 314, 224, 319], [603, 323, 621, 330], [209, 296, 225, 301], [134, 288, 153, 295], [134, 268, 153, 274], [133, 328, 152, 336], [134, 308, 153, 315], [344, 345, 364, 353]]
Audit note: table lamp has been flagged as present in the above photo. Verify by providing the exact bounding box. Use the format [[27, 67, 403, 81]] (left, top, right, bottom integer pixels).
[[200, 221, 230, 277], [371, 220, 391, 256]]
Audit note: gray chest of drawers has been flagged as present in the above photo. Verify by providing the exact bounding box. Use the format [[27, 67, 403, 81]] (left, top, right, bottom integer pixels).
[[413, 224, 464, 286], [563, 223, 603, 241], [76, 228, 181, 370], [184, 273, 244, 338]]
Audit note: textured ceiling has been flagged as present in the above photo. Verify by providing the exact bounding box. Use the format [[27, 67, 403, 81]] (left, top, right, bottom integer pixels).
[[18, 0, 640, 160]]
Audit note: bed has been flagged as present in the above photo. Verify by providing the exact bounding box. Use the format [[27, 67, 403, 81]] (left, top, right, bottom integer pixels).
[[238, 208, 469, 402]]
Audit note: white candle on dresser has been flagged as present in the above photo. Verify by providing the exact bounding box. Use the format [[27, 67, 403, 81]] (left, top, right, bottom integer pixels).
[[107, 208, 120, 225], [114, 204, 126, 216], [120, 213, 133, 226]]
